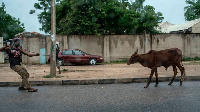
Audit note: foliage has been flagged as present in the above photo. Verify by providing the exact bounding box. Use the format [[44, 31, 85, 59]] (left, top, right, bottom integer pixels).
[[43, 74, 64, 78], [56, 76, 64, 78], [103, 59, 129, 64], [43, 74, 51, 78], [0, 3, 25, 40], [62, 68, 68, 71], [184, 0, 200, 21], [30, 0, 163, 35], [182, 56, 200, 61]]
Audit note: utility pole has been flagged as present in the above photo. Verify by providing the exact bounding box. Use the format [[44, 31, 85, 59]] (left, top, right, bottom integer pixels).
[[50, 0, 56, 77]]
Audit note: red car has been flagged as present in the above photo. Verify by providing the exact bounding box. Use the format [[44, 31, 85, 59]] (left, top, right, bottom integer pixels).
[[48, 49, 104, 65]]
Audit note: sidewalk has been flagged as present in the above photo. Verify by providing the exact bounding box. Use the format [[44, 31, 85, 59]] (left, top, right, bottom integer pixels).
[[0, 62, 200, 86]]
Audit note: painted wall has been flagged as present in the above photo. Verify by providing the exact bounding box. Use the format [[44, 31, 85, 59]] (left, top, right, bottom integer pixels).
[[151, 34, 200, 58], [109, 35, 146, 61], [21, 33, 45, 64], [21, 33, 200, 64]]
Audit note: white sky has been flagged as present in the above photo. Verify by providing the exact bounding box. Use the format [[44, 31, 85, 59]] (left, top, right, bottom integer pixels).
[[144, 0, 188, 24], [1, 0, 188, 35]]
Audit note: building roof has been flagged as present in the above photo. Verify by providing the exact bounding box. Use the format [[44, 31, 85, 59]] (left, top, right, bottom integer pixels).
[[157, 21, 174, 33], [158, 18, 200, 33], [15, 32, 43, 38]]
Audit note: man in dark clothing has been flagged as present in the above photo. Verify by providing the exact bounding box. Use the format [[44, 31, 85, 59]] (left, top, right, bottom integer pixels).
[[56, 43, 61, 74], [0, 39, 40, 92]]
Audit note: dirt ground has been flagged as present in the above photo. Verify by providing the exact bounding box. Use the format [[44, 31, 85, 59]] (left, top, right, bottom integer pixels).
[[0, 62, 200, 82]]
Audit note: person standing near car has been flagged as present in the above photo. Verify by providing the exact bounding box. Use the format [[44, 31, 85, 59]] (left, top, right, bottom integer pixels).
[[56, 43, 61, 74], [0, 39, 40, 92]]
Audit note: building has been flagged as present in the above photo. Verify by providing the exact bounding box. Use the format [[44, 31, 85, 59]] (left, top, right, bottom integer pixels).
[[157, 18, 200, 33]]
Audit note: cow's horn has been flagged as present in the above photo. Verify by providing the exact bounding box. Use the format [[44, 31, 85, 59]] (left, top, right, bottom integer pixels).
[[134, 48, 138, 54]]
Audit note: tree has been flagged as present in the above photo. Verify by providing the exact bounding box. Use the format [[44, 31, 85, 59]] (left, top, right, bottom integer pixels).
[[59, 0, 105, 35], [184, 0, 200, 21], [30, 0, 62, 34], [0, 3, 25, 40], [30, 0, 163, 35], [136, 5, 163, 33]]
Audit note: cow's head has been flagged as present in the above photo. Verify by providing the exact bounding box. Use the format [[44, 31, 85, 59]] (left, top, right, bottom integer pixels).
[[127, 49, 139, 65]]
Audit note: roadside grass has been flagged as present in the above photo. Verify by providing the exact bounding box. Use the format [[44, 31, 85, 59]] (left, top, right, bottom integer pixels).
[[103, 59, 128, 64], [62, 68, 68, 72], [182, 57, 200, 61], [182, 57, 200, 65], [43, 74, 51, 78], [43, 74, 64, 78]]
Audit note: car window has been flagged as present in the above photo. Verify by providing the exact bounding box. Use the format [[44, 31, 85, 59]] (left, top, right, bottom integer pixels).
[[73, 50, 83, 55], [63, 50, 73, 55]]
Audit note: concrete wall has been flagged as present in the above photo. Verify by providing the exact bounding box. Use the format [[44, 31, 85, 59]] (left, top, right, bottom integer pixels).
[[68, 35, 103, 57], [151, 34, 200, 58], [21, 33, 200, 64], [109, 35, 146, 61], [22, 33, 45, 64], [151, 34, 184, 52]]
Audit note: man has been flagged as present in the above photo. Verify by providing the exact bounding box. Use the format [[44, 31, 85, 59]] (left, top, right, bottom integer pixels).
[[56, 43, 61, 74], [0, 39, 40, 92]]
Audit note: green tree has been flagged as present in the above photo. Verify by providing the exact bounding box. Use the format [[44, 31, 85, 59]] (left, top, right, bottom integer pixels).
[[136, 5, 163, 33], [184, 0, 200, 21], [0, 3, 25, 40], [60, 0, 105, 35], [30, 0, 64, 34], [31, 0, 163, 35]]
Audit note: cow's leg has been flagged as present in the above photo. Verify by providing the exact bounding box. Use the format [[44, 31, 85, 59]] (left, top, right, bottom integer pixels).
[[177, 64, 186, 86], [168, 65, 178, 85], [155, 68, 159, 87], [144, 68, 155, 88]]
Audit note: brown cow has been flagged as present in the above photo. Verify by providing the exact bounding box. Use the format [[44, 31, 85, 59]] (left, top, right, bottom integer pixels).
[[127, 48, 186, 88]]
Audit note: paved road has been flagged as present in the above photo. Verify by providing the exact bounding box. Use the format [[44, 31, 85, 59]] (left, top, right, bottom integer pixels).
[[1, 81, 200, 112]]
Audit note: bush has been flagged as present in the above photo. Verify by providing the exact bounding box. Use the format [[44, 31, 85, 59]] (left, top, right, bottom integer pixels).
[[43, 74, 51, 78], [182, 57, 200, 61]]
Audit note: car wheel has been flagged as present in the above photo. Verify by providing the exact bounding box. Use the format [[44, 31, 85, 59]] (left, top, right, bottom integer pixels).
[[89, 58, 97, 65], [59, 60, 64, 66]]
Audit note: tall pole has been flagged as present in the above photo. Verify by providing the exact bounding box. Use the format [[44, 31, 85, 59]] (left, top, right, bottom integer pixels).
[[50, 0, 56, 77]]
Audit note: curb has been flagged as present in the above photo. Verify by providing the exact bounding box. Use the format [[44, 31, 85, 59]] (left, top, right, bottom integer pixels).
[[0, 76, 200, 87]]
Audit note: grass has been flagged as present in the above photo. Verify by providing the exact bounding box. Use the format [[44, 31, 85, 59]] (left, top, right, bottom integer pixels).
[[62, 68, 68, 72], [43, 74, 64, 78], [103, 59, 128, 64], [182, 57, 200, 61], [56, 76, 64, 78], [43, 74, 51, 78]]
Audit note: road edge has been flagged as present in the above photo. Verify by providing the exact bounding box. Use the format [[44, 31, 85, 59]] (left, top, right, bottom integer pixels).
[[0, 76, 200, 87]]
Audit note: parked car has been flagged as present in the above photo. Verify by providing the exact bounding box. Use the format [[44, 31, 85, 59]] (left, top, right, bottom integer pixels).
[[48, 49, 104, 65]]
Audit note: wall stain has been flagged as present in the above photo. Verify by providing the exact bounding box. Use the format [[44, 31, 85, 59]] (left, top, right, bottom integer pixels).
[[111, 35, 138, 48]]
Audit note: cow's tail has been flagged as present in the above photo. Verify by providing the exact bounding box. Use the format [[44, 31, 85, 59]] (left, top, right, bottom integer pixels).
[[180, 51, 186, 81], [176, 48, 184, 66], [181, 54, 184, 67]]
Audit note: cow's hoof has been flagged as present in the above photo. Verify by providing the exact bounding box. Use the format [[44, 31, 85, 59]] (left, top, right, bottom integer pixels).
[[144, 86, 148, 88]]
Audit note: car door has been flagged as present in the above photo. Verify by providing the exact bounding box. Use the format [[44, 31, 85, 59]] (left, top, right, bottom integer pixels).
[[62, 50, 73, 63], [72, 50, 88, 63]]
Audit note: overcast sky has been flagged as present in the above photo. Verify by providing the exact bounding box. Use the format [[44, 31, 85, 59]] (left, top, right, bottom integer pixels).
[[1, 0, 188, 34]]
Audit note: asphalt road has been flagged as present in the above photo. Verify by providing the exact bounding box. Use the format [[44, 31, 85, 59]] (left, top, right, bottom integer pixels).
[[0, 81, 200, 112]]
